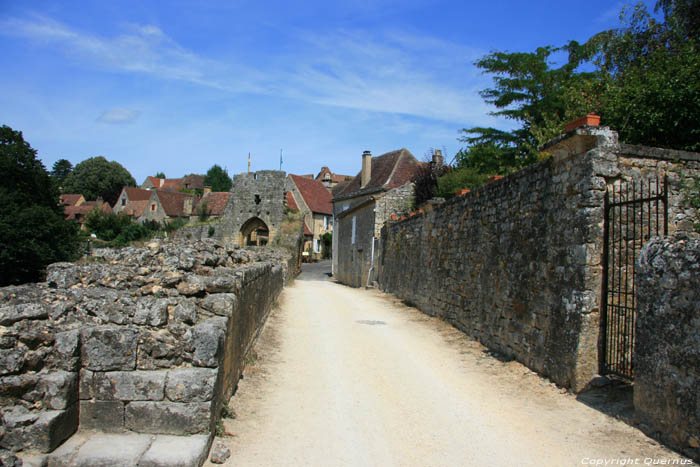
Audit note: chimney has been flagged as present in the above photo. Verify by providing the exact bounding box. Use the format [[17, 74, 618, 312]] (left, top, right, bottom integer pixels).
[[183, 196, 193, 216], [203, 186, 212, 194], [431, 149, 444, 169], [361, 150, 372, 188]]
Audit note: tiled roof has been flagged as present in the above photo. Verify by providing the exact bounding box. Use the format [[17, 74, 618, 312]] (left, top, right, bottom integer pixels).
[[145, 177, 164, 188], [161, 179, 183, 191], [60, 194, 84, 206], [155, 191, 196, 217], [331, 181, 350, 198], [183, 174, 206, 190], [289, 174, 333, 215], [303, 221, 313, 236], [285, 191, 300, 211], [124, 187, 153, 201], [316, 166, 353, 183], [331, 173, 353, 183], [123, 200, 148, 218], [196, 192, 229, 216], [333, 148, 421, 200]]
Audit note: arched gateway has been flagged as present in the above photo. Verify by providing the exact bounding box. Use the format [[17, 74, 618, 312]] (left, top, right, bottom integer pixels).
[[240, 217, 270, 246]]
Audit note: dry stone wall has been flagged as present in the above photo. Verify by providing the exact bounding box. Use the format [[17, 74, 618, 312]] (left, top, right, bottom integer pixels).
[[635, 233, 700, 461], [0, 239, 289, 458], [377, 128, 700, 392]]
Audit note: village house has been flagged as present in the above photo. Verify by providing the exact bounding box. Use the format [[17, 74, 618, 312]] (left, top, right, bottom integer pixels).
[[332, 149, 423, 287], [315, 166, 354, 190], [286, 174, 333, 259], [60, 194, 112, 228], [114, 187, 197, 223]]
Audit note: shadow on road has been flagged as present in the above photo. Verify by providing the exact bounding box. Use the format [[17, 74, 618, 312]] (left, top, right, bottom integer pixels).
[[296, 261, 332, 282]]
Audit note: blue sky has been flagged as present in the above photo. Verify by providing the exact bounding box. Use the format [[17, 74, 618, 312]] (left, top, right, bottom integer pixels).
[[0, 0, 653, 185]]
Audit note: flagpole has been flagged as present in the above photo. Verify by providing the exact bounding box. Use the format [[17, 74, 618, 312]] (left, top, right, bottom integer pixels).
[[280, 149, 283, 171], [248, 152, 251, 173]]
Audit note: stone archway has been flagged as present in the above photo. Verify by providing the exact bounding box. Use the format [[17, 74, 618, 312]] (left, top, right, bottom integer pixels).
[[240, 217, 270, 246]]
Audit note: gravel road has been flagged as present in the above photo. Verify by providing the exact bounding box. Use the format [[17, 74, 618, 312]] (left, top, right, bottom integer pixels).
[[206, 261, 689, 467]]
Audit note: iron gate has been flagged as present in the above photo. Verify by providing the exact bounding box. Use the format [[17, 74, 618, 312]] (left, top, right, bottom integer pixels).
[[600, 176, 667, 379]]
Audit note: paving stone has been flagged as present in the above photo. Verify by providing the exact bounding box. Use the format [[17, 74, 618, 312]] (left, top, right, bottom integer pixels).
[[72, 432, 152, 467], [79, 400, 124, 431], [81, 326, 139, 371], [94, 370, 166, 401], [46, 430, 91, 467], [165, 368, 217, 402], [15, 452, 48, 467], [138, 434, 210, 467], [125, 401, 211, 435]]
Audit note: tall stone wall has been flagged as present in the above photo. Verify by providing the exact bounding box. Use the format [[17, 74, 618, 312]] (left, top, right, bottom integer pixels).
[[0, 240, 289, 457], [377, 127, 700, 392], [635, 234, 700, 461]]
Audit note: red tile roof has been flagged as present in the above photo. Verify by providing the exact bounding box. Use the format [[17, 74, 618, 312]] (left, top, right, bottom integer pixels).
[[303, 221, 313, 236], [289, 174, 333, 215], [123, 200, 148, 218], [285, 191, 300, 211], [64, 201, 111, 220], [124, 187, 153, 201], [316, 167, 353, 183], [196, 192, 230, 216], [333, 148, 422, 200], [60, 194, 84, 206]]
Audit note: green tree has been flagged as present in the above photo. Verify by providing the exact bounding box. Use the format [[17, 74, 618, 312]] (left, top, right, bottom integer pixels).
[[62, 156, 136, 205], [51, 159, 73, 186], [0, 125, 80, 285], [204, 164, 232, 192], [154, 171, 165, 179], [435, 167, 489, 199]]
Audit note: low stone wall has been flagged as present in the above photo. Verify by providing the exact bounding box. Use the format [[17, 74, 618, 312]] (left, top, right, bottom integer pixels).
[[0, 240, 289, 457], [635, 234, 700, 461]]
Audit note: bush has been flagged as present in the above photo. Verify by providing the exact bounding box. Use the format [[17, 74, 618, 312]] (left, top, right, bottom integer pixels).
[[436, 167, 489, 199], [208, 226, 215, 237]]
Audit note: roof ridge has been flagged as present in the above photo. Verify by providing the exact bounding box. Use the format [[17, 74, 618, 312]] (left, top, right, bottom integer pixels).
[[383, 148, 405, 188]]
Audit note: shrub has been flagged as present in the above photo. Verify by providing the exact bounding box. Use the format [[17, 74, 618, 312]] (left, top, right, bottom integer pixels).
[[436, 167, 489, 199]]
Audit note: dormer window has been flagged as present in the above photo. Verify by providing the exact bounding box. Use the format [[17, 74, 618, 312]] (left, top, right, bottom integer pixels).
[[324, 173, 330, 180], [151, 204, 156, 212]]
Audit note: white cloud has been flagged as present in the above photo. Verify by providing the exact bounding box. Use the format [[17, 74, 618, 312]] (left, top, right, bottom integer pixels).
[[97, 107, 142, 124], [2, 14, 501, 127]]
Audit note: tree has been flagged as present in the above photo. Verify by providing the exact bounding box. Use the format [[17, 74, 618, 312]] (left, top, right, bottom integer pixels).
[[0, 125, 80, 285], [51, 159, 73, 185], [204, 164, 232, 192], [155, 172, 165, 179], [62, 156, 136, 205]]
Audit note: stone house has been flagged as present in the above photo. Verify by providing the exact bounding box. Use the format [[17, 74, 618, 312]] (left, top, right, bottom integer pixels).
[[61, 194, 111, 228], [315, 166, 354, 190], [332, 148, 423, 287], [114, 187, 197, 223], [286, 174, 333, 259]]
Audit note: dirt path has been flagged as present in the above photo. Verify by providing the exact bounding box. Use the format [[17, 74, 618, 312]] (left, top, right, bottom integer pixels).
[[205, 262, 689, 467]]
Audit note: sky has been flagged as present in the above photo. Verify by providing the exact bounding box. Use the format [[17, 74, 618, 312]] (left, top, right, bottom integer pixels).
[[0, 0, 655, 185]]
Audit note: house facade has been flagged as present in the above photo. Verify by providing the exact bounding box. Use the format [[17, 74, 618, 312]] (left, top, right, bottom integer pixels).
[[141, 174, 207, 193], [332, 149, 422, 287], [114, 187, 197, 223], [286, 174, 333, 259]]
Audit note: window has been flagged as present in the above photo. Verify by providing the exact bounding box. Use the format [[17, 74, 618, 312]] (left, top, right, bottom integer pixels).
[[324, 173, 330, 180], [351, 216, 356, 244], [151, 204, 156, 211], [313, 239, 320, 253], [323, 216, 328, 230], [121, 198, 126, 206]]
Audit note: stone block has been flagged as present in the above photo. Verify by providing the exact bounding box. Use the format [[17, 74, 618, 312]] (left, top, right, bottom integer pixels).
[[200, 293, 237, 317], [171, 299, 197, 325], [81, 326, 138, 371], [176, 276, 205, 296], [71, 433, 152, 467], [203, 275, 236, 293], [52, 330, 80, 371], [46, 430, 91, 467], [38, 371, 78, 410], [94, 370, 166, 401], [133, 298, 169, 327], [78, 369, 93, 400], [79, 400, 124, 431], [165, 368, 217, 402], [192, 317, 227, 368], [46, 263, 80, 289], [0, 303, 48, 326], [26, 405, 79, 453], [125, 401, 211, 435], [138, 434, 210, 467], [0, 349, 25, 376]]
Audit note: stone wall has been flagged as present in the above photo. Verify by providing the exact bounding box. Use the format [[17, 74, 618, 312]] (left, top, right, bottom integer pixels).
[[377, 127, 700, 392], [635, 234, 700, 461], [0, 240, 289, 456]]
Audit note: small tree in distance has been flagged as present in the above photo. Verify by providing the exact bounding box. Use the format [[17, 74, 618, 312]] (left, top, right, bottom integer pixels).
[[204, 164, 232, 192]]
